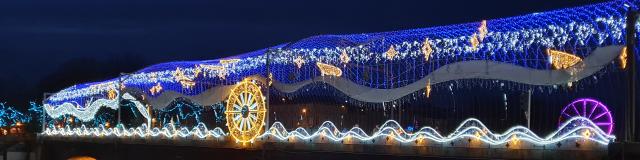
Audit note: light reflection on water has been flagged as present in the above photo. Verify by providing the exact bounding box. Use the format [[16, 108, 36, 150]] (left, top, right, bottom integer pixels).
[[67, 156, 96, 160]]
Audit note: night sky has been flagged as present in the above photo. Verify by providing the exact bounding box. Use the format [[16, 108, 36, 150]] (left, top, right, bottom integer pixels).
[[0, 0, 604, 107]]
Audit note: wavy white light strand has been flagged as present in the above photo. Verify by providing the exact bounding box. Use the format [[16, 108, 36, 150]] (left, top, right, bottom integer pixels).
[[258, 116, 614, 145], [43, 117, 614, 146], [44, 93, 150, 122]]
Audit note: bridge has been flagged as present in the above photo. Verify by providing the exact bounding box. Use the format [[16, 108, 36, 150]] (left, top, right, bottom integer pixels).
[[34, 0, 640, 159]]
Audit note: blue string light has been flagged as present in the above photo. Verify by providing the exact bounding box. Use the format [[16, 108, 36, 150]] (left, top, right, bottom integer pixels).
[[0, 102, 32, 127]]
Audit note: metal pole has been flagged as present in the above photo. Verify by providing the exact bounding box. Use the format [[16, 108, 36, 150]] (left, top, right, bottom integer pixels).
[[117, 72, 131, 126], [625, 10, 638, 142], [115, 72, 131, 159], [117, 76, 122, 126], [397, 102, 401, 124], [265, 49, 271, 133], [147, 105, 152, 130], [41, 93, 52, 133], [262, 48, 272, 158], [527, 89, 532, 128]]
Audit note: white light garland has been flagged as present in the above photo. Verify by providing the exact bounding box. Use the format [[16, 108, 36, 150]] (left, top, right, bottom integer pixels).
[[258, 116, 614, 145], [44, 93, 151, 122], [43, 117, 614, 146], [44, 123, 226, 139]]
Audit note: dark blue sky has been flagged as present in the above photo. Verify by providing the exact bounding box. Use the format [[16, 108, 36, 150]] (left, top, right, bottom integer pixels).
[[0, 0, 604, 106]]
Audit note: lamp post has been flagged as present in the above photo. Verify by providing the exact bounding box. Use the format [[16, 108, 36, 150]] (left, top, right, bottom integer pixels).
[[41, 93, 52, 133], [625, 9, 638, 142], [301, 108, 308, 128], [118, 72, 133, 127], [265, 49, 272, 134]]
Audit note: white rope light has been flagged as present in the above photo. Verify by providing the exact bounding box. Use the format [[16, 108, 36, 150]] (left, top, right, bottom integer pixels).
[[44, 93, 150, 122], [44, 123, 226, 138], [258, 117, 614, 146], [43, 117, 614, 146]]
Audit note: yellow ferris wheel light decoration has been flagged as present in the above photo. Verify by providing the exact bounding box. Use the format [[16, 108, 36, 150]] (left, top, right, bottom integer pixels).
[[225, 79, 267, 143]]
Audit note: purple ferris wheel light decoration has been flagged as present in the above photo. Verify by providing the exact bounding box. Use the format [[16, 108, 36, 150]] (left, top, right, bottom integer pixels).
[[558, 98, 614, 135]]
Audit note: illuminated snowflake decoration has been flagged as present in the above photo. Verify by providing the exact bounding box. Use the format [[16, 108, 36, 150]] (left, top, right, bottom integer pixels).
[[294, 56, 305, 69], [340, 50, 350, 64], [421, 38, 433, 62], [385, 45, 398, 60]]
